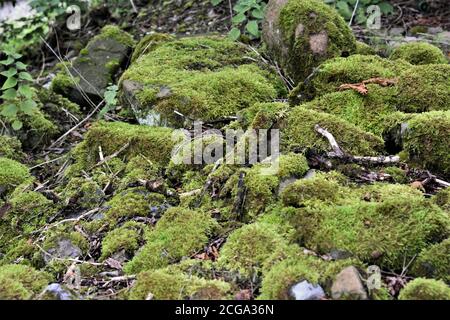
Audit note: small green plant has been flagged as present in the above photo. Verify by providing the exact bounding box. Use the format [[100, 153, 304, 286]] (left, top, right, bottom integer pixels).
[[99, 84, 119, 118], [0, 50, 37, 130], [211, 0, 267, 40], [324, 0, 394, 25]]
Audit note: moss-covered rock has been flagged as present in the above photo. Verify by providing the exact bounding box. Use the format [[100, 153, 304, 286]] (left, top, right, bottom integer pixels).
[[52, 25, 134, 105], [0, 158, 30, 196], [399, 278, 450, 300], [0, 264, 51, 300], [411, 239, 450, 283], [131, 33, 175, 63], [100, 221, 147, 261], [67, 121, 177, 176], [402, 111, 450, 176], [217, 223, 290, 277], [390, 42, 447, 65], [124, 207, 218, 273], [355, 41, 376, 56], [291, 54, 410, 102], [129, 268, 231, 300], [120, 36, 282, 127], [262, 0, 356, 83], [59, 177, 104, 210], [396, 64, 450, 113], [0, 135, 25, 161]]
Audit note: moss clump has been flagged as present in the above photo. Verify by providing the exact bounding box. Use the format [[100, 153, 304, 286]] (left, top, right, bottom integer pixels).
[[399, 278, 450, 300], [0, 158, 30, 195], [355, 41, 376, 55], [383, 167, 408, 184], [0, 238, 43, 267], [390, 42, 447, 65], [0, 135, 25, 161], [396, 64, 450, 113], [271, 105, 385, 155], [432, 188, 450, 212], [0, 264, 51, 300], [68, 121, 176, 175], [119, 155, 160, 189], [262, 0, 356, 83], [120, 36, 281, 127], [217, 223, 289, 277], [292, 54, 410, 101], [100, 221, 147, 261], [402, 111, 450, 176], [411, 239, 450, 283], [105, 188, 165, 223], [124, 207, 218, 273], [285, 185, 449, 270], [59, 178, 104, 210], [96, 25, 136, 48], [131, 33, 175, 63], [129, 268, 231, 300]]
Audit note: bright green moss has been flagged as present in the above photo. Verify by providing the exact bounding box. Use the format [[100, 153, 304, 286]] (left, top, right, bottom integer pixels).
[[411, 239, 450, 283], [403, 111, 450, 176], [217, 223, 290, 277], [287, 187, 449, 270], [263, 0, 356, 83], [399, 278, 450, 300], [68, 121, 176, 174], [390, 42, 447, 65], [96, 25, 135, 48], [0, 158, 30, 195], [129, 268, 231, 300], [383, 167, 408, 184], [292, 54, 411, 101], [131, 33, 175, 63], [100, 221, 147, 261], [105, 188, 165, 223], [59, 177, 104, 210], [124, 207, 218, 273], [355, 41, 376, 56], [0, 264, 51, 300], [432, 188, 450, 212], [273, 105, 385, 155], [119, 155, 160, 189], [120, 36, 281, 127], [0, 238, 43, 267], [277, 153, 310, 180], [50, 63, 80, 97], [0, 135, 25, 161], [396, 64, 450, 113]]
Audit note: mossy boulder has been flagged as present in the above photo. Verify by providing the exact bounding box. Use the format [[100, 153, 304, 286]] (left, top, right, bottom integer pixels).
[[355, 41, 376, 56], [252, 103, 384, 156], [390, 42, 447, 65], [0, 264, 51, 300], [0, 157, 30, 196], [124, 207, 218, 273], [291, 54, 410, 102], [120, 35, 282, 127], [67, 121, 177, 176], [396, 64, 450, 113], [262, 0, 356, 83], [411, 239, 450, 283], [52, 25, 135, 105], [131, 33, 175, 63], [129, 268, 231, 300], [402, 111, 450, 176], [399, 278, 450, 300]]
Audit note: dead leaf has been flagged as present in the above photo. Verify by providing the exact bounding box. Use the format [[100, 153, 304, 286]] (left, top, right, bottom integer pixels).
[[235, 289, 252, 300], [410, 181, 425, 192], [105, 258, 123, 270]]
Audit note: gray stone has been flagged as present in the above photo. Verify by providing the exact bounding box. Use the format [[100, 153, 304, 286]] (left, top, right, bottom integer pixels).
[[40, 283, 79, 300], [331, 266, 368, 300], [44, 239, 82, 263], [289, 280, 325, 300]]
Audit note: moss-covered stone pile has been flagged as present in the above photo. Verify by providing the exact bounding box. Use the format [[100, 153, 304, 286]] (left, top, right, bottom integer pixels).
[[0, 1, 449, 301]]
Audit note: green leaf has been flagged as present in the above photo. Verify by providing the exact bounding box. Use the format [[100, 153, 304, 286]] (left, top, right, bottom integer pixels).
[[18, 85, 34, 99], [1, 77, 18, 90], [232, 13, 247, 24], [211, 0, 223, 5], [12, 120, 23, 131], [0, 68, 18, 78], [228, 28, 241, 41], [379, 2, 394, 15], [246, 20, 260, 37], [0, 57, 14, 66], [1, 103, 18, 117], [21, 100, 37, 115], [336, 1, 353, 20], [19, 72, 34, 81], [1, 88, 17, 100], [252, 8, 265, 19], [15, 61, 28, 70]]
